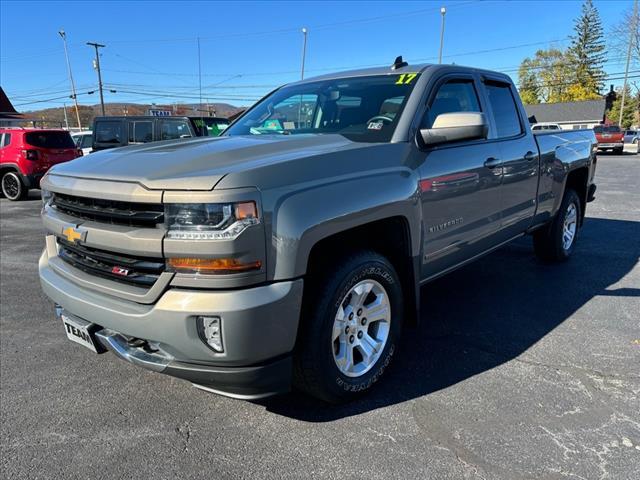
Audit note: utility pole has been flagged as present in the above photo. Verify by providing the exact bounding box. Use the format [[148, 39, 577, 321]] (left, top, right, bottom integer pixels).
[[301, 27, 308, 80], [619, 0, 638, 127], [197, 37, 203, 125], [62, 103, 69, 130], [87, 42, 106, 116], [438, 7, 447, 64], [58, 30, 82, 130]]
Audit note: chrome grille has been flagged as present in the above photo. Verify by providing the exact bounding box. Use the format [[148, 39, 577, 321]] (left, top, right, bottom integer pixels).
[[52, 193, 164, 227]]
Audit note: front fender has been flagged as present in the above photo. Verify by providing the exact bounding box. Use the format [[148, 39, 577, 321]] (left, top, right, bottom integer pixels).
[[267, 169, 422, 280]]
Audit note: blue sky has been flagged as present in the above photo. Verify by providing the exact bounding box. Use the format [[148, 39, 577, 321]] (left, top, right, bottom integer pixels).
[[0, 0, 634, 111]]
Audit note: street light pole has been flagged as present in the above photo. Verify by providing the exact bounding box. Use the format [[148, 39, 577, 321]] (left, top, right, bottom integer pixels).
[[301, 27, 308, 80], [438, 7, 447, 64], [58, 30, 82, 130], [87, 42, 106, 116], [619, 0, 638, 127]]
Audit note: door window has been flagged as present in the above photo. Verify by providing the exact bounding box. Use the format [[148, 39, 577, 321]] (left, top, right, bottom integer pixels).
[[95, 121, 123, 144], [128, 121, 153, 143], [423, 80, 481, 129], [1, 133, 11, 147], [484, 82, 522, 138], [160, 120, 192, 140]]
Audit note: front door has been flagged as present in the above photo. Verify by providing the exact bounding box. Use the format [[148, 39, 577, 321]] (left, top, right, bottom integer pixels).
[[418, 77, 504, 279]]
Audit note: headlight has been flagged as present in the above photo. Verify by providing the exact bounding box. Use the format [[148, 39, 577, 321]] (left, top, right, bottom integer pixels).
[[41, 189, 53, 207], [165, 201, 259, 240]]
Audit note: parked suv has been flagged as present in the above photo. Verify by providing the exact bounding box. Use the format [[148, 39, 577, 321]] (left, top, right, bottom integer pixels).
[[72, 130, 93, 156], [594, 125, 624, 154], [0, 128, 81, 201], [92, 116, 197, 152]]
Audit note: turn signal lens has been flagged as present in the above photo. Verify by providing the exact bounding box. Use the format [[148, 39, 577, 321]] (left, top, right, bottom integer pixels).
[[235, 201, 257, 220], [167, 257, 261, 274]]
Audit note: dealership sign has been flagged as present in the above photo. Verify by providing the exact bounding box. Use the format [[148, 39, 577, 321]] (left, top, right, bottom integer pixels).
[[148, 109, 172, 116]]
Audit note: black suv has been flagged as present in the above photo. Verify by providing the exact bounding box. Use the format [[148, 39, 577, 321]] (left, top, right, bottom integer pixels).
[[92, 116, 199, 152]]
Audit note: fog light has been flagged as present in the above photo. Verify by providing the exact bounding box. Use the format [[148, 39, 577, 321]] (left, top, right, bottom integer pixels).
[[197, 316, 223, 352]]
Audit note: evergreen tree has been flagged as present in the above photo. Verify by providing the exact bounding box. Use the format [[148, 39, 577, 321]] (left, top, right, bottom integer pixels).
[[608, 84, 639, 128], [568, 0, 606, 96]]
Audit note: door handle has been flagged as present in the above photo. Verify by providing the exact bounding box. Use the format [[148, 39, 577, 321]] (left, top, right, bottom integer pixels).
[[484, 157, 501, 169], [524, 151, 537, 161]]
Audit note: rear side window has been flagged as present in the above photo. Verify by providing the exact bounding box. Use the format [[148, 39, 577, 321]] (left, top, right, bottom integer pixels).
[[1, 133, 11, 147], [95, 121, 123, 144], [160, 120, 192, 140], [25, 131, 75, 148], [484, 82, 522, 138], [423, 80, 481, 129], [128, 121, 153, 143]]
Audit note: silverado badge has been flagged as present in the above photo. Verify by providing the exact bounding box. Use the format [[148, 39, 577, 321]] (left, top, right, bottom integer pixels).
[[62, 226, 86, 244]]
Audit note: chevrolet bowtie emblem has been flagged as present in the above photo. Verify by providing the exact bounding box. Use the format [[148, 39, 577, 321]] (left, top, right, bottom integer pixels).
[[62, 226, 85, 244]]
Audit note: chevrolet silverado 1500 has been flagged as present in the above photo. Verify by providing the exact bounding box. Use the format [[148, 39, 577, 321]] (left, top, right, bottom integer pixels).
[[39, 58, 597, 403]]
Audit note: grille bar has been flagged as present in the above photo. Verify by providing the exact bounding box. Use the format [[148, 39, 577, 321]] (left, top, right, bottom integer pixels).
[[57, 238, 165, 287], [52, 193, 164, 227]]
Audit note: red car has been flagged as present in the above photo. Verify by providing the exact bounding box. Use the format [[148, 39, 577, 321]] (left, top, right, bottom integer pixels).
[[594, 125, 624, 154], [0, 128, 82, 201]]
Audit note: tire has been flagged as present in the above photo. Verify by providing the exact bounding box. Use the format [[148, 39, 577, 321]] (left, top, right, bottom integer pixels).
[[293, 250, 403, 403], [614, 147, 624, 155], [1, 171, 28, 201], [533, 189, 581, 262]]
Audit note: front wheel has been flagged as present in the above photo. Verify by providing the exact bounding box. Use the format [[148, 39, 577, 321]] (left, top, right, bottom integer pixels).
[[293, 251, 403, 403], [1, 172, 28, 201], [533, 189, 581, 262]]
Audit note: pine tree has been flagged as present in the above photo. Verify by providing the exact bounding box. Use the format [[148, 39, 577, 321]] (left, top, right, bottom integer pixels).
[[608, 84, 639, 128], [568, 0, 606, 96]]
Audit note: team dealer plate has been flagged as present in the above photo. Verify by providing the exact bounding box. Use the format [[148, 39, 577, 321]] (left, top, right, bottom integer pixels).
[[60, 312, 101, 353]]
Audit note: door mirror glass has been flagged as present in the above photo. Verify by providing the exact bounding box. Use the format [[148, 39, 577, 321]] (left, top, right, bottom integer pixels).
[[419, 112, 488, 146]]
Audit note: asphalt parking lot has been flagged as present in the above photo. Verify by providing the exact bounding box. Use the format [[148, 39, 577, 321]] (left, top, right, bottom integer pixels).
[[1, 149, 639, 479]]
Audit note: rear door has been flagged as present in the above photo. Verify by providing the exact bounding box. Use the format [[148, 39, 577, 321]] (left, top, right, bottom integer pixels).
[[481, 78, 539, 237], [418, 75, 504, 279]]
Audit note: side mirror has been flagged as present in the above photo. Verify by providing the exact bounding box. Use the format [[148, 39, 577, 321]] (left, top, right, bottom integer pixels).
[[419, 112, 488, 146]]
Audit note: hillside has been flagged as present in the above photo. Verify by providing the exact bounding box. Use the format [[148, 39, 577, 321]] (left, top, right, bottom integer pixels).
[[22, 102, 245, 129]]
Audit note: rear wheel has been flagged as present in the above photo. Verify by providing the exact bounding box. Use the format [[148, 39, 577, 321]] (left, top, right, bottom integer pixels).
[[614, 147, 624, 155], [293, 251, 403, 403], [533, 188, 581, 262], [1, 172, 28, 201]]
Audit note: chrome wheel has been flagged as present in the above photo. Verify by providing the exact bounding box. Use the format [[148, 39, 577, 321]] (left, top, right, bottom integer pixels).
[[2, 173, 22, 200], [562, 202, 578, 250], [332, 279, 390, 378]]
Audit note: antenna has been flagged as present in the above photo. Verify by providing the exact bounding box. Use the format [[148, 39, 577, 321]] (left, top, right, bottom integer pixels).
[[391, 56, 408, 70]]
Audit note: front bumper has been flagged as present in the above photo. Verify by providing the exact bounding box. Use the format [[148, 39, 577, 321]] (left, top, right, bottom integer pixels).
[[40, 249, 304, 399]]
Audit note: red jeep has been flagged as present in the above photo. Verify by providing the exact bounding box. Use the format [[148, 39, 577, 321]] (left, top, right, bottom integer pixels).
[[593, 125, 624, 155], [0, 128, 82, 200]]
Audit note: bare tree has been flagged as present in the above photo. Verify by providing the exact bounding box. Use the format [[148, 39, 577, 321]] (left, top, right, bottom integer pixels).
[[610, 6, 640, 66]]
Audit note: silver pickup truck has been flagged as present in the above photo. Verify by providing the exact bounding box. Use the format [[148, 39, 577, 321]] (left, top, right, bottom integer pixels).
[[39, 58, 597, 403]]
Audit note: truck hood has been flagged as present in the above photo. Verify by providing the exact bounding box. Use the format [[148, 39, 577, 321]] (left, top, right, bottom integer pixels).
[[49, 134, 369, 190]]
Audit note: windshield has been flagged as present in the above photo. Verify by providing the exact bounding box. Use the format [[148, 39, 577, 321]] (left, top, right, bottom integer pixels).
[[225, 73, 421, 142], [25, 131, 75, 149], [594, 125, 621, 133]]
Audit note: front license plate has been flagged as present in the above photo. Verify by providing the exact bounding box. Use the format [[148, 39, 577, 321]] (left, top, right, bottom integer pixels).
[[61, 313, 99, 353]]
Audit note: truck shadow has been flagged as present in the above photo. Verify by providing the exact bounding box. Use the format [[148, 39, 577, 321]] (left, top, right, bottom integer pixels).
[[259, 217, 640, 421]]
